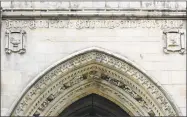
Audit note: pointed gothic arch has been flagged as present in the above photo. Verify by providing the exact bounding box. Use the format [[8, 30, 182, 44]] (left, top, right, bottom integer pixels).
[[9, 47, 182, 116]]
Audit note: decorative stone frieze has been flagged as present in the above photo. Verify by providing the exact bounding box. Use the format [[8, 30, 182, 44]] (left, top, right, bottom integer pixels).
[[163, 29, 186, 54], [5, 29, 26, 54], [5, 20, 184, 30], [9, 47, 182, 117]]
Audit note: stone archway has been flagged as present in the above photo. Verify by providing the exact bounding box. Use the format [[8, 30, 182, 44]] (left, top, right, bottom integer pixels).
[[9, 47, 182, 116]]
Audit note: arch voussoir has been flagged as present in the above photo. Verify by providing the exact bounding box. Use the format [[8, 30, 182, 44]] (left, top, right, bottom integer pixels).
[[10, 47, 182, 117]]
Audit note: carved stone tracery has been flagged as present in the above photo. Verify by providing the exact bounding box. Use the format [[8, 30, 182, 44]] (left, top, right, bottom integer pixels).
[[9, 48, 182, 117]]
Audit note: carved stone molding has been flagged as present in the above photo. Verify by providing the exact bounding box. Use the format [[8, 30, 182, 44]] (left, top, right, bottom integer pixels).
[[163, 29, 186, 54], [5, 29, 26, 54], [8, 47, 182, 117], [5, 20, 184, 30]]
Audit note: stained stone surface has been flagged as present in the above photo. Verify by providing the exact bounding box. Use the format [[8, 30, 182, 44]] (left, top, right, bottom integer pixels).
[[1, 1, 186, 116], [1, 1, 186, 9]]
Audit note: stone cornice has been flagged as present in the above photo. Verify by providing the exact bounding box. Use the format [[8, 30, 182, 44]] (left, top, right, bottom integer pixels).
[[2, 9, 186, 20], [2, 1, 186, 19]]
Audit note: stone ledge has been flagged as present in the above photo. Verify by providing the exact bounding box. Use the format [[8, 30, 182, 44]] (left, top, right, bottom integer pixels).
[[2, 10, 186, 20]]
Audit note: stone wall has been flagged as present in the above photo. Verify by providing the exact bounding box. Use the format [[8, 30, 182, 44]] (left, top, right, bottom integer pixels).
[[1, 1, 186, 116], [1, 1, 186, 9]]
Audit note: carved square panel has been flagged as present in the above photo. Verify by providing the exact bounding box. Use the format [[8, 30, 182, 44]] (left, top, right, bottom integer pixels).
[[5, 29, 26, 54], [163, 29, 186, 54]]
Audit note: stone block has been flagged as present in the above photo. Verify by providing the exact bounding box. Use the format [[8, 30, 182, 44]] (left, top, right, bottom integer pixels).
[[116, 29, 149, 37], [12, 1, 32, 8], [154, 1, 165, 9], [143, 2, 157, 8], [92, 2, 105, 8], [148, 29, 162, 37], [1, 84, 21, 95], [180, 107, 186, 116], [70, 1, 81, 8], [1, 94, 17, 108], [32, 2, 41, 8], [129, 2, 141, 8], [171, 95, 186, 107], [148, 70, 171, 85], [79, 2, 92, 8], [163, 85, 186, 97], [32, 54, 46, 63], [13, 60, 39, 74], [1, 71, 21, 85], [106, 2, 119, 8], [118, 2, 130, 8], [176, 2, 186, 9], [142, 53, 186, 62], [147, 70, 160, 80], [164, 2, 177, 9], [140, 61, 186, 71], [1, 108, 9, 116], [34, 2, 68, 9], [1, 2, 11, 8], [45, 53, 69, 64], [160, 71, 171, 84], [171, 71, 186, 85]]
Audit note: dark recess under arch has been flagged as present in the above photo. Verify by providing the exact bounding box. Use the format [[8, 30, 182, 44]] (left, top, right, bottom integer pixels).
[[59, 93, 130, 117]]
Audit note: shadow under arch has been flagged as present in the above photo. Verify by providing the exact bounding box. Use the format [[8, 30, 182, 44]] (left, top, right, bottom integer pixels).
[[59, 93, 130, 117], [8, 47, 182, 116]]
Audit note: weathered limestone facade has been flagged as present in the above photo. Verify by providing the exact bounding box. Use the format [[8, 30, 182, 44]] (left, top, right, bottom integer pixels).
[[1, 1, 186, 116]]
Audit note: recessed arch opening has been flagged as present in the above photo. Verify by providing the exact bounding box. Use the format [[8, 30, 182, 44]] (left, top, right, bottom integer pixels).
[[8, 47, 182, 117], [59, 93, 130, 117]]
